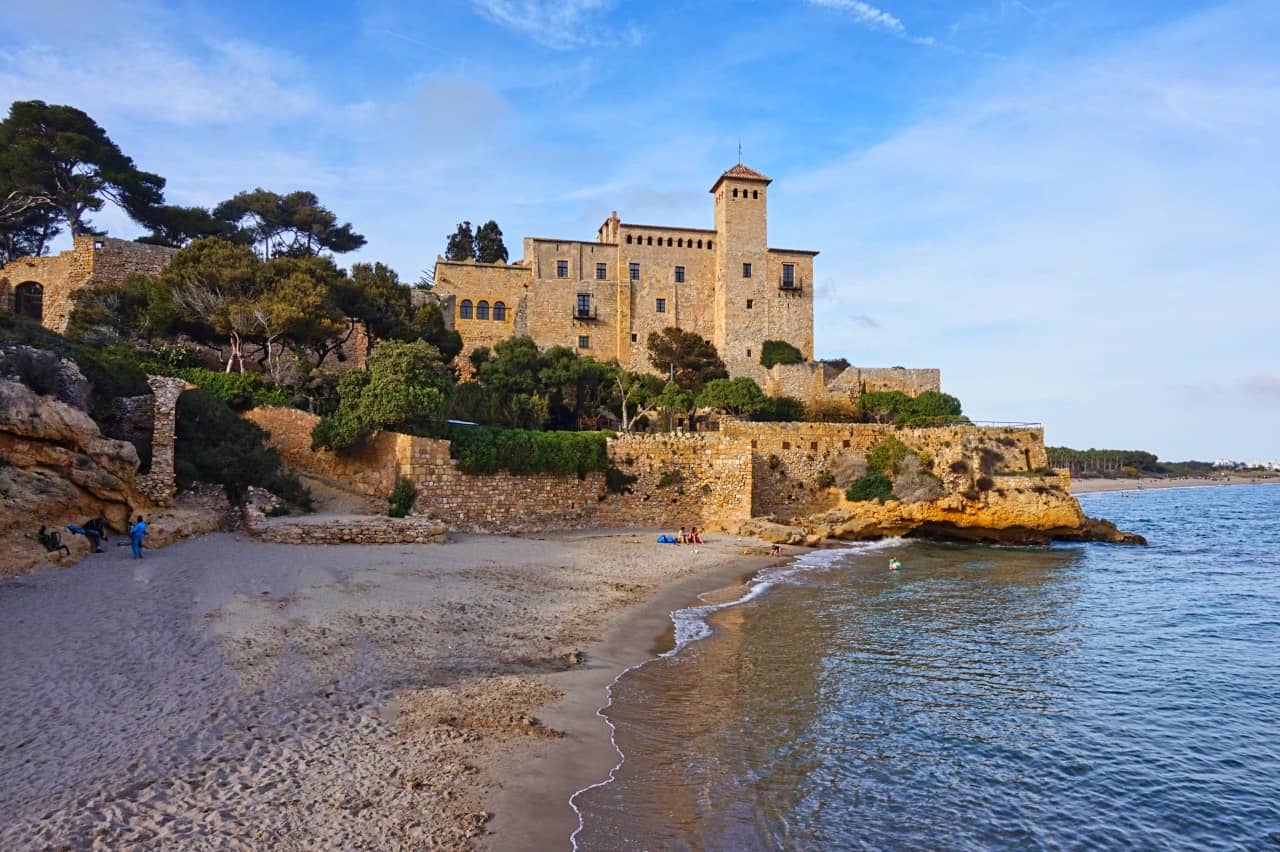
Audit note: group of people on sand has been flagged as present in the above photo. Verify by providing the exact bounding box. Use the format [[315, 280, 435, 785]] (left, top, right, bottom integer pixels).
[[62, 514, 149, 559], [676, 526, 704, 544]]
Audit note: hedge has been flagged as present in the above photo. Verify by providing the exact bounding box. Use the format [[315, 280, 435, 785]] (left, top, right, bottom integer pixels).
[[448, 426, 613, 477], [760, 339, 804, 369], [174, 368, 293, 411]]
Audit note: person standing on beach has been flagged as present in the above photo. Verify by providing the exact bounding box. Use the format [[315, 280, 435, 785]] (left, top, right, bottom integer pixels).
[[129, 515, 147, 559]]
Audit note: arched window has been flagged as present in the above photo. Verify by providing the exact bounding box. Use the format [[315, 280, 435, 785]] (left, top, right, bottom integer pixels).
[[677, 238, 683, 248], [647, 235, 653, 245], [14, 282, 43, 322], [476, 300, 490, 320], [697, 239, 703, 248], [459, 299, 473, 319], [752, 189, 759, 199], [733, 188, 739, 198], [493, 301, 507, 321], [626, 234, 633, 244], [667, 237, 673, 246], [707, 240, 713, 250]]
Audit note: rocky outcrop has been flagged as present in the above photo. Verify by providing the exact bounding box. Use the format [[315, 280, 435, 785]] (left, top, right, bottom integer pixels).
[[741, 478, 1145, 546], [0, 378, 148, 575]]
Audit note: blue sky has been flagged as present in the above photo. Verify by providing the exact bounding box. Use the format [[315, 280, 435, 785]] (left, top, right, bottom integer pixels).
[[2, 0, 1277, 460]]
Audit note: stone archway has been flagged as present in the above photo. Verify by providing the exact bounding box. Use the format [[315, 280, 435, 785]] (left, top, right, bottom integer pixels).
[[135, 376, 194, 506], [14, 282, 43, 322]]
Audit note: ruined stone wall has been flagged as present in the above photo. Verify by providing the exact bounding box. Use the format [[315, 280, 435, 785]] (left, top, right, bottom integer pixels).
[[719, 421, 1051, 518], [829, 367, 942, 397]]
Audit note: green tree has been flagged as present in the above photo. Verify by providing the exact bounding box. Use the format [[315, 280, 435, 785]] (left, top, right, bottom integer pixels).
[[0, 100, 165, 239], [653, 381, 695, 431], [312, 340, 454, 452], [445, 221, 475, 261], [646, 327, 728, 392], [474, 219, 508, 263], [137, 204, 238, 248], [614, 370, 664, 432], [696, 376, 769, 416], [161, 237, 263, 372], [213, 189, 365, 259]]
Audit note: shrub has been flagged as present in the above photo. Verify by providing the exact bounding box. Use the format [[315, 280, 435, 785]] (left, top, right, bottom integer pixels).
[[175, 368, 291, 411], [760, 340, 804, 369], [447, 426, 612, 477], [949, 459, 971, 475], [891, 455, 945, 504], [175, 389, 312, 508], [803, 398, 859, 422], [867, 437, 910, 476], [767, 453, 782, 470], [696, 377, 769, 416], [846, 472, 893, 503], [387, 477, 417, 518], [976, 475, 995, 492], [657, 469, 682, 488], [147, 343, 204, 371], [753, 395, 806, 422], [815, 469, 836, 489], [978, 447, 1005, 475]]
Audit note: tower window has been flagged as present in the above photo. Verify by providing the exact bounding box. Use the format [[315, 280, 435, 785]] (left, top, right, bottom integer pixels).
[[647, 235, 653, 245], [752, 189, 759, 199], [626, 234, 633, 244], [742, 262, 752, 278], [493, 301, 507, 321], [596, 262, 607, 280], [733, 188, 739, 198], [459, 299, 473, 319], [656, 298, 666, 313], [697, 239, 702, 248], [476, 300, 490, 320], [557, 260, 568, 278], [629, 262, 640, 281], [747, 348, 753, 358], [708, 240, 713, 250], [631, 333, 637, 343], [782, 263, 795, 286], [667, 237, 673, 247], [746, 299, 753, 309], [674, 265, 685, 283], [677, 238, 683, 248], [578, 335, 590, 349]]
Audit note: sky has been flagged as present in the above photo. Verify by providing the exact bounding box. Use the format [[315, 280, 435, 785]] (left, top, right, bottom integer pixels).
[[2, 0, 1277, 460]]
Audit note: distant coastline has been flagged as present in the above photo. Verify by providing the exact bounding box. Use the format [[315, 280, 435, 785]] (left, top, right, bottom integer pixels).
[[1070, 475, 1280, 494]]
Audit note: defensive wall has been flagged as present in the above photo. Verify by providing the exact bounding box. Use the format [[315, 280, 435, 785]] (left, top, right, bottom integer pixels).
[[244, 407, 1049, 535], [765, 363, 943, 411], [0, 236, 176, 333]]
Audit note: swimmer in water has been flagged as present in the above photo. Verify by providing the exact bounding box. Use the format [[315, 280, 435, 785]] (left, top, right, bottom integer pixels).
[[889, 555, 902, 571]]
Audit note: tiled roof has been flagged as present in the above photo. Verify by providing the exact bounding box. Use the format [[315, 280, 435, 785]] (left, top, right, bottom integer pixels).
[[721, 163, 771, 181]]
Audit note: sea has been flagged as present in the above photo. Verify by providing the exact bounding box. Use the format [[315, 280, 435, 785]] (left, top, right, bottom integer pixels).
[[570, 484, 1280, 850]]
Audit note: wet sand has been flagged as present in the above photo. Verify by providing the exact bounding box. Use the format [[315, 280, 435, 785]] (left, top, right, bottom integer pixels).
[[0, 529, 776, 850]]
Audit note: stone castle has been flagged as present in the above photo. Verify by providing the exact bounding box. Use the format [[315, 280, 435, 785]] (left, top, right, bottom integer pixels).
[[1, 164, 939, 407], [432, 164, 938, 403]]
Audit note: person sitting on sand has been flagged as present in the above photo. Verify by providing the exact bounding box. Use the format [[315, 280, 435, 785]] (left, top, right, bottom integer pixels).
[[677, 526, 688, 544], [690, 527, 704, 545], [770, 544, 782, 557], [83, 516, 107, 553]]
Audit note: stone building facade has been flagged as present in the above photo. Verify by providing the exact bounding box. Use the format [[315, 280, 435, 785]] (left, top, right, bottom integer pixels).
[[433, 164, 817, 385], [0, 235, 177, 333]]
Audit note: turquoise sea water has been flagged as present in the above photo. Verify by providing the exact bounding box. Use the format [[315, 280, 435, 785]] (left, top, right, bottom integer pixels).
[[572, 484, 1280, 850]]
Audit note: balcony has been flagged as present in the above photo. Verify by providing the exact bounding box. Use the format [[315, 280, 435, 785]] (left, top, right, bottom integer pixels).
[[573, 298, 598, 320], [779, 276, 804, 293]]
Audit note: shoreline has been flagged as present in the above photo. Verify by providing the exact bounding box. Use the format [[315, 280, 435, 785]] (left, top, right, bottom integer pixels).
[[1069, 475, 1280, 494], [485, 550, 781, 851]]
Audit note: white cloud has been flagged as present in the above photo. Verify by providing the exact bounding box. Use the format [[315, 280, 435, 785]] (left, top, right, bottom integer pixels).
[[806, 0, 905, 33], [468, 0, 639, 49]]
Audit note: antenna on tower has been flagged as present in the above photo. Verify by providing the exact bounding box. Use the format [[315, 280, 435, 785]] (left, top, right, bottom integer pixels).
[[738, 139, 742, 164]]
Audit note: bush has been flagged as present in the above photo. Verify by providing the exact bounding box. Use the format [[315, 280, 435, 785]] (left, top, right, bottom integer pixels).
[[949, 459, 971, 475], [760, 340, 804, 369], [447, 426, 612, 477], [891, 455, 945, 504], [846, 472, 893, 503], [175, 389, 312, 508], [976, 475, 995, 492], [696, 377, 768, 416], [0, 314, 151, 400], [816, 469, 836, 489], [753, 395, 806, 422], [387, 477, 417, 518], [174, 368, 292, 411], [657, 469, 682, 488], [147, 343, 204, 371], [605, 465, 638, 494], [867, 437, 910, 476]]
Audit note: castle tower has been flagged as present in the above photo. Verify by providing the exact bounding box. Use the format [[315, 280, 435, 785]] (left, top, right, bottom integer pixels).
[[711, 164, 772, 380]]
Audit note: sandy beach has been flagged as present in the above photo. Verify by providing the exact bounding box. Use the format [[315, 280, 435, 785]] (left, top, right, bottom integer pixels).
[[1069, 475, 1279, 494], [0, 528, 778, 850]]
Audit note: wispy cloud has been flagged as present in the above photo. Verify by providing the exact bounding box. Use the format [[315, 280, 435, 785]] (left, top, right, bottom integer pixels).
[[469, 0, 639, 49], [850, 313, 882, 328], [805, 0, 935, 44], [1244, 374, 1280, 404]]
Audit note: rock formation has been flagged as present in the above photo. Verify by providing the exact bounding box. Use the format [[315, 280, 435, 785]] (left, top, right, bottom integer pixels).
[[740, 476, 1146, 546]]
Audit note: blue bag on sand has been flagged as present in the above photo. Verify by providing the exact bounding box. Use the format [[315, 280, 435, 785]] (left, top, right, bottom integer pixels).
[[66, 525, 86, 536], [657, 535, 674, 543]]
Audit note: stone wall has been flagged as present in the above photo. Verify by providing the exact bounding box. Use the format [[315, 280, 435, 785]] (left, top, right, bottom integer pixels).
[[134, 376, 190, 506], [0, 236, 176, 332], [765, 362, 943, 408]]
